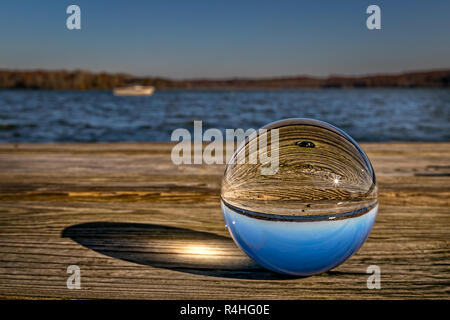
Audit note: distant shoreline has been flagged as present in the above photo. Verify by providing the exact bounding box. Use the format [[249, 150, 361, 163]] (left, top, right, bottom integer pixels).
[[0, 69, 449, 90]]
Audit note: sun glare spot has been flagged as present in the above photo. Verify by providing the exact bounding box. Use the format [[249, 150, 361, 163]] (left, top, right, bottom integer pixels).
[[183, 245, 219, 256]]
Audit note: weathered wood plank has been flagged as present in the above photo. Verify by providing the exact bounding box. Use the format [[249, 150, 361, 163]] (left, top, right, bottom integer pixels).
[[0, 142, 448, 299]]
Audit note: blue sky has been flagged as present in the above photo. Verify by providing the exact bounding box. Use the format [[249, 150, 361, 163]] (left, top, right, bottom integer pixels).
[[0, 0, 449, 78]]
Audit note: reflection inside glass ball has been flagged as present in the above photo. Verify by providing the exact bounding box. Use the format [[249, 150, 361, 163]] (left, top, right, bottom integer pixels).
[[221, 118, 378, 276]]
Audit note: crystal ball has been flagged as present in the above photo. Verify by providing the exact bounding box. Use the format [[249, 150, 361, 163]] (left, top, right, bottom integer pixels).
[[221, 118, 378, 276]]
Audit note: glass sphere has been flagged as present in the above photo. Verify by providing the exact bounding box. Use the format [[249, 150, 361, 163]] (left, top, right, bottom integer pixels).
[[221, 118, 377, 276]]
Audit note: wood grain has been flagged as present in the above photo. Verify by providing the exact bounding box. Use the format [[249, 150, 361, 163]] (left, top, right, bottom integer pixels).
[[0, 142, 448, 299], [221, 121, 377, 217]]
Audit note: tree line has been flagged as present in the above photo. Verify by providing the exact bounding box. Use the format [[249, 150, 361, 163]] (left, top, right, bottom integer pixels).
[[0, 69, 448, 90]]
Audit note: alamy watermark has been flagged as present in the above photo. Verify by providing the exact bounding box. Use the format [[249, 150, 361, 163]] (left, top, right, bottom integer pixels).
[[66, 5, 81, 30], [171, 120, 279, 175], [66, 265, 81, 289], [366, 5, 381, 30], [366, 265, 381, 289], [65, 5, 380, 31]]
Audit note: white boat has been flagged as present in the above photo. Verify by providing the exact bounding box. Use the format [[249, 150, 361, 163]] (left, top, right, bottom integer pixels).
[[113, 85, 155, 96]]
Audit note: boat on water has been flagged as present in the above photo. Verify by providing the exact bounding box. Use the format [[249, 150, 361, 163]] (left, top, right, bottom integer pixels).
[[113, 85, 155, 96]]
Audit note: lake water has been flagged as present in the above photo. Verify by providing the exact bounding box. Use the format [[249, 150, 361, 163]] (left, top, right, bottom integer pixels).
[[0, 89, 448, 142]]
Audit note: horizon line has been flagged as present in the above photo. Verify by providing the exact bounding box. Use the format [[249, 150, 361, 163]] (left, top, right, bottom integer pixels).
[[1, 67, 449, 81]]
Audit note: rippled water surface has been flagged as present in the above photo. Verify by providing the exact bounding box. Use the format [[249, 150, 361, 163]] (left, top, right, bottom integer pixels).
[[0, 89, 448, 142]]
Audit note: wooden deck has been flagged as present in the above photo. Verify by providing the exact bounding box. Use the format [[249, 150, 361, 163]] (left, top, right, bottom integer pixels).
[[0, 142, 448, 299]]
